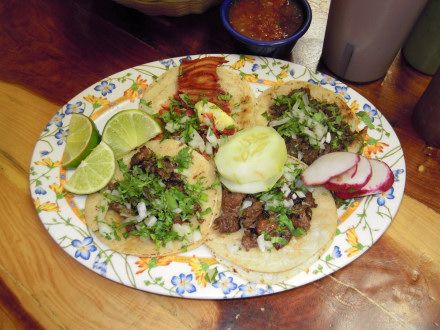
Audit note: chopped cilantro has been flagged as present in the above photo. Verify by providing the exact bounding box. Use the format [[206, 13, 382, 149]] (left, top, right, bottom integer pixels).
[[357, 111, 375, 129]]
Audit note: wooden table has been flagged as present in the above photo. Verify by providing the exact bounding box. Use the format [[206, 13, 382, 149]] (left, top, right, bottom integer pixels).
[[1, 0, 439, 328]]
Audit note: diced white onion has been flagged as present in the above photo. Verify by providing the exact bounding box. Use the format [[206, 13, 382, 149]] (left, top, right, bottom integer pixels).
[[325, 132, 331, 143], [137, 202, 147, 220], [240, 200, 253, 211], [264, 199, 279, 211], [206, 128, 218, 145], [145, 215, 157, 227], [111, 190, 121, 197], [296, 191, 306, 198], [303, 93, 310, 106], [165, 121, 180, 133], [260, 193, 272, 203], [205, 142, 213, 155], [281, 183, 291, 198], [192, 228, 202, 242], [172, 223, 191, 237], [283, 172, 294, 184], [188, 130, 205, 152], [123, 216, 138, 223], [295, 178, 303, 189], [283, 199, 294, 208], [269, 117, 290, 127], [257, 234, 273, 252], [203, 116, 212, 126], [304, 127, 316, 139]]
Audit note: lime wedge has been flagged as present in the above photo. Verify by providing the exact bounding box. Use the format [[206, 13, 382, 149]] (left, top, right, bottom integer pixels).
[[102, 109, 162, 158], [63, 142, 115, 194], [62, 114, 101, 169]]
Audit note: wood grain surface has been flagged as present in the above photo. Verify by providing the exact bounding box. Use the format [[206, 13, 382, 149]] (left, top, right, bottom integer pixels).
[[1, 0, 439, 328]]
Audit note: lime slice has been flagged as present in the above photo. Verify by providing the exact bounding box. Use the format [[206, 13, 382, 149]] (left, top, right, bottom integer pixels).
[[63, 142, 115, 194], [102, 109, 163, 158], [62, 113, 101, 169]]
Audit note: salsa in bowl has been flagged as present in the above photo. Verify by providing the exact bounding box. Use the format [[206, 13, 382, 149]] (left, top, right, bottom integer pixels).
[[220, 0, 312, 58]]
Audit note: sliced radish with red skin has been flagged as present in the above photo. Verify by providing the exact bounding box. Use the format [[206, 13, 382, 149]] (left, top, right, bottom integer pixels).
[[334, 159, 394, 199], [301, 152, 360, 186], [324, 155, 372, 192]]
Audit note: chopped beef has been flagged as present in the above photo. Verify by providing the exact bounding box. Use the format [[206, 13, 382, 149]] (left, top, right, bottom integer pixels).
[[107, 181, 120, 191], [108, 202, 126, 214], [213, 189, 245, 233], [256, 214, 278, 236], [273, 229, 293, 250], [292, 204, 312, 232], [110, 144, 203, 232], [130, 146, 156, 168], [241, 199, 263, 229], [214, 213, 241, 233], [241, 230, 259, 251], [193, 203, 204, 224], [153, 157, 176, 180], [125, 223, 136, 233], [214, 185, 317, 251], [166, 171, 185, 192], [222, 190, 246, 216], [304, 191, 317, 208], [268, 88, 359, 165]]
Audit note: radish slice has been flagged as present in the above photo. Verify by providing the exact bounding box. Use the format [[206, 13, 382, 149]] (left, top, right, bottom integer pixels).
[[334, 159, 394, 199], [324, 155, 372, 192], [301, 152, 360, 186]]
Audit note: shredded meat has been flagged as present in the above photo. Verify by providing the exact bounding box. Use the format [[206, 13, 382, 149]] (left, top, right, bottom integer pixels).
[[304, 191, 317, 208], [241, 198, 263, 229], [109, 145, 204, 230], [255, 212, 277, 234], [241, 230, 259, 251], [108, 202, 126, 214], [269, 88, 360, 165], [213, 189, 245, 233], [214, 187, 317, 251], [292, 204, 312, 232], [130, 146, 156, 168]]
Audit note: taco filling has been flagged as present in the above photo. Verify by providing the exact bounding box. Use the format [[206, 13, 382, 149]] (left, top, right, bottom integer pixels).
[[213, 161, 316, 252], [140, 56, 256, 158], [265, 88, 362, 164], [95, 144, 215, 251]]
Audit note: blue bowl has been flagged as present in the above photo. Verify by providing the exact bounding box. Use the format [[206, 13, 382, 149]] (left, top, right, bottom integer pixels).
[[220, 0, 312, 58]]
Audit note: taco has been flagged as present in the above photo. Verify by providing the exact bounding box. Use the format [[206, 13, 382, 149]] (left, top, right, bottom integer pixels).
[[205, 157, 337, 284], [255, 80, 367, 165], [140, 56, 256, 157], [84, 139, 222, 257]]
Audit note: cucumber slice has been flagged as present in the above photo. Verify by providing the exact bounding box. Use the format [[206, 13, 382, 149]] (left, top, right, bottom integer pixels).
[[214, 126, 287, 193]]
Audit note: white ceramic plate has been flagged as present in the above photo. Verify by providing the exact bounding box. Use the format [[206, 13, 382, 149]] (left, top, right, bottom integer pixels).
[[29, 54, 406, 299]]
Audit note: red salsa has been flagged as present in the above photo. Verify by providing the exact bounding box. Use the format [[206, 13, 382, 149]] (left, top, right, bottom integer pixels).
[[228, 0, 304, 41]]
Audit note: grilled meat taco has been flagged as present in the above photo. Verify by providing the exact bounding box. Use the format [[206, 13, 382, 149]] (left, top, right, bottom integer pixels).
[[84, 139, 222, 257], [205, 157, 337, 284], [255, 81, 366, 165], [140, 56, 256, 157]]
